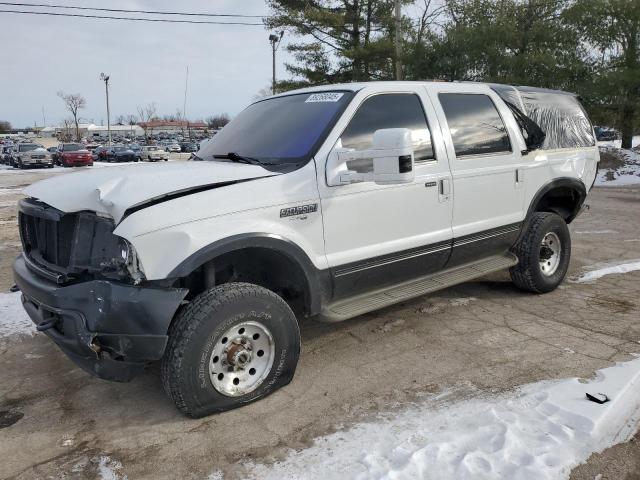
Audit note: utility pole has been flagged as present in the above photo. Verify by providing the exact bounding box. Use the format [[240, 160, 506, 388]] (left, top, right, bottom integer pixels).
[[100, 73, 112, 146], [41, 106, 46, 127], [269, 31, 284, 95], [394, 0, 402, 81], [183, 65, 189, 139]]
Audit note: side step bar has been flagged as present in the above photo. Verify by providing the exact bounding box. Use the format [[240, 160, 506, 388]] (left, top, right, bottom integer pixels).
[[318, 253, 518, 322]]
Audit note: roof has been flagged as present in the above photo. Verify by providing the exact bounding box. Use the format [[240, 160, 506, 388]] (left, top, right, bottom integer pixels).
[[269, 80, 576, 100], [138, 120, 208, 128]]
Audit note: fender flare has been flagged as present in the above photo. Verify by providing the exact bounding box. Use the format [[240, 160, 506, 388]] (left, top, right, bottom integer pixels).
[[167, 233, 330, 316], [526, 177, 587, 225]]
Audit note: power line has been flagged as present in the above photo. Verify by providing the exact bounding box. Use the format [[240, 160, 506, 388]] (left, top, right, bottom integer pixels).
[[0, 2, 269, 18], [0, 9, 265, 25]]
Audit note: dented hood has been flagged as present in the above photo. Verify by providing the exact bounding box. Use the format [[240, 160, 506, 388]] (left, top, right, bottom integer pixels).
[[24, 161, 278, 223]]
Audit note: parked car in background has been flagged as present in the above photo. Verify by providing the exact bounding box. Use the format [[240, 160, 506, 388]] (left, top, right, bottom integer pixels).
[[106, 145, 137, 162], [92, 146, 109, 162], [139, 145, 169, 162], [56, 143, 93, 167], [166, 143, 181, 153], [1, 145, 14, 165], [129, 143, 142, 159], [180, 142, 198, 153], [594, 126, 620, 142], [12, 143, 52, 169]]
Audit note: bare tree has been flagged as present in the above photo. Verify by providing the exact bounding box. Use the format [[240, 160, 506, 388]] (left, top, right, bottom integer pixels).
[[0, 120, 11, 133], [205, 113, 230, 130], [252, 86, 272, 102], [57, 91, 86, 141], [115, 114, 126, 125], [137, 102, 157, 139]]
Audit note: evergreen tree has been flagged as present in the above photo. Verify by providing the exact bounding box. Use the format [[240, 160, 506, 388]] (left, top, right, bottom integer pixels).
[[566, 0, 640, 148]]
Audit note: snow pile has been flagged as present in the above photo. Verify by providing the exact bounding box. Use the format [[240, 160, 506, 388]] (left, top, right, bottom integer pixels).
[[97, 456, 128, 480], [0, 292, 35, 337], [570, 259, 640, 283], [245, 358, 640, 480], [595, 147, 640, 186]]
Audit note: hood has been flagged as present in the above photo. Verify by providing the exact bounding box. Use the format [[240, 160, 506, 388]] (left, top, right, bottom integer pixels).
[[24, 161, 278, 223]]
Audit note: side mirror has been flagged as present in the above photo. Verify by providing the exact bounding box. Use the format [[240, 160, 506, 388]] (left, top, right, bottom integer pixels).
[[327, 128, 415, 186], [370, 128, 415, 185]]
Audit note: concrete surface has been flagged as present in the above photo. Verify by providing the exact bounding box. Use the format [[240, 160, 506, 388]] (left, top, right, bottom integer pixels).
[[0, 167, 639, 479]]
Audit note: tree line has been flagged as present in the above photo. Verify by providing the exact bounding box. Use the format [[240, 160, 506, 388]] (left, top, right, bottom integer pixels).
[[266, 0, 640, 148]]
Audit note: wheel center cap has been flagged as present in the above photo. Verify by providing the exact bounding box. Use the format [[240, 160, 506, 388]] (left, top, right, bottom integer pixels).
[[226, 341, 252, 368], [540, 245, 554, 261]]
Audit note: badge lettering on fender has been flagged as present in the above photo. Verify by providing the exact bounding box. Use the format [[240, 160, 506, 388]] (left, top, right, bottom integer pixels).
[[280, 203, 318, 218]]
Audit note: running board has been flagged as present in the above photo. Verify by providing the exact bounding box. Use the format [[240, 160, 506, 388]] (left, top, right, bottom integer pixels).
[[318, 253, 518, 322]]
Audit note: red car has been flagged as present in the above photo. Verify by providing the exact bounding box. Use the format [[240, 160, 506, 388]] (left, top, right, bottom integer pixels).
[[55, 143, 93, 167]]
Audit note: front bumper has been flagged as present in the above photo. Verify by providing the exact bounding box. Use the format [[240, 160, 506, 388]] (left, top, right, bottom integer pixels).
[[13, 254, 188, 381]]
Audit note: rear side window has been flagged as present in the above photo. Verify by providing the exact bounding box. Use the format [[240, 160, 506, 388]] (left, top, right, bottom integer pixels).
[[438, 93, 511, 157], [340, 93, 435, 166]]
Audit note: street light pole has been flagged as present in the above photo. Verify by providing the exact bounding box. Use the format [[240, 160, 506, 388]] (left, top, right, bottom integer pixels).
[[269, 31, 284, 95], [100, 73, 112, 146]]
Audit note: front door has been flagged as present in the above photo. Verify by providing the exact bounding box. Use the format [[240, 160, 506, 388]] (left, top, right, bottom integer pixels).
[[318, 88, 453, 300]]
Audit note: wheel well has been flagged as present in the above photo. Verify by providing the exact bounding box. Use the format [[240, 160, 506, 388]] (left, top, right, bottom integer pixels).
[[533, 185, 584, 223], [176, 247, 310, 317]]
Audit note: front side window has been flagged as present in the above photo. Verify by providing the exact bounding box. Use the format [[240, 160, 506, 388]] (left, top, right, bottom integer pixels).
[[438, 93, 511, 157], [339, 94, 435, 173]]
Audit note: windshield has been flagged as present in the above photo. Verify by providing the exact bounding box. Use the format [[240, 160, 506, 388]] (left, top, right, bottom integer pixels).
[[19, 144, 40, 152], [198, 91, 353, 167], [64, 144, 84, 151]]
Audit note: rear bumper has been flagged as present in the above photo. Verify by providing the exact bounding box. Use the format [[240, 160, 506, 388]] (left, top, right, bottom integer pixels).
[[13, 254, 188, 381]]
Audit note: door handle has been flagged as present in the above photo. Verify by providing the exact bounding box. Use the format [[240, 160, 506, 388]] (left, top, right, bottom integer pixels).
[[439, 178, 451, 195]]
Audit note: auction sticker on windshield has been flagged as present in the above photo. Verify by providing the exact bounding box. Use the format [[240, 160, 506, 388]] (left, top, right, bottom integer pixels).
[[305, 92, 344, 103]]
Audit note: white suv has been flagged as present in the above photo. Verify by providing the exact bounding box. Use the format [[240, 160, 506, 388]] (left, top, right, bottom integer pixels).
[[14, 81, 598, 417]]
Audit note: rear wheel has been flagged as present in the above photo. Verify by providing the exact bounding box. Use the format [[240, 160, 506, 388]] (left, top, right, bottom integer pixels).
[[161, 283, 300, 418], [510, 212, 571, 293]]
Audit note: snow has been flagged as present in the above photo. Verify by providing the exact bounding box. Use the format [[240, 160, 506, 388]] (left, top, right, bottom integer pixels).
[[570, 259, 640, 283], [97, 456, 128, 480], [595, 147, 640, 187], [244, 358, 640, 480], [0, 292, 35, 337]]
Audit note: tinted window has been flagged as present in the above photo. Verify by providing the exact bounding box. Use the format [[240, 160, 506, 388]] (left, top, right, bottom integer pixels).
[[340, 94, 434, 172], [19, 144, 40, 152], [198, 91, 353, 167], [439, 93, 511, 156], [63, 144, 83, 151]]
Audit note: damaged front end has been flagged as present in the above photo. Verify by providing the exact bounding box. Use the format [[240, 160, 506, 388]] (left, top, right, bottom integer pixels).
[[13, 198, 188, 381]]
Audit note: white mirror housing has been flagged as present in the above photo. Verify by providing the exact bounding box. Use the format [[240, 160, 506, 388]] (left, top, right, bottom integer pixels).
[[327, 128, 415, 186]]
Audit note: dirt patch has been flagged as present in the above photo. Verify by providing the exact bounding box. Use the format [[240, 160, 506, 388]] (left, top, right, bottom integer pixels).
[[587, 295, 636, 314], [599, 148, 627, 170]]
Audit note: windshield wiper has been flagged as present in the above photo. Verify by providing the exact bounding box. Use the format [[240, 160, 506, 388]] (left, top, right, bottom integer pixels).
[[213, 152, 262, 165]]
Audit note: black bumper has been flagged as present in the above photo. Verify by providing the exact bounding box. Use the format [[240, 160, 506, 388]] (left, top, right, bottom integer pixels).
[[13, 254, 188, 382]]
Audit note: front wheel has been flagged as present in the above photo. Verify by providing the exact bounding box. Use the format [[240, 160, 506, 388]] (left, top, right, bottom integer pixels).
[[510, 212, 571, 293], [161, 283, 300, 418]]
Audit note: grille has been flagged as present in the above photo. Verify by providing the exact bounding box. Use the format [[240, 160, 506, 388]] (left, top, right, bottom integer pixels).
[[19, 209, 76, 268], [18, 199, 126, 281]]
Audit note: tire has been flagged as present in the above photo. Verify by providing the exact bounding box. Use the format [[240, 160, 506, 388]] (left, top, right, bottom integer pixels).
[[161, 283, 301, 418], [510, 212, 571, 293]]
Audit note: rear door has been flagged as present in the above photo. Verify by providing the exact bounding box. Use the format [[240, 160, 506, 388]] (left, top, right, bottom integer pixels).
[[317, 86, 453, 299], [427, 84, 525, 266]]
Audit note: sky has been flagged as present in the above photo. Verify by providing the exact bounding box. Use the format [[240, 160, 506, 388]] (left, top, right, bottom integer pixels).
[[0, 1, 294, 128]]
